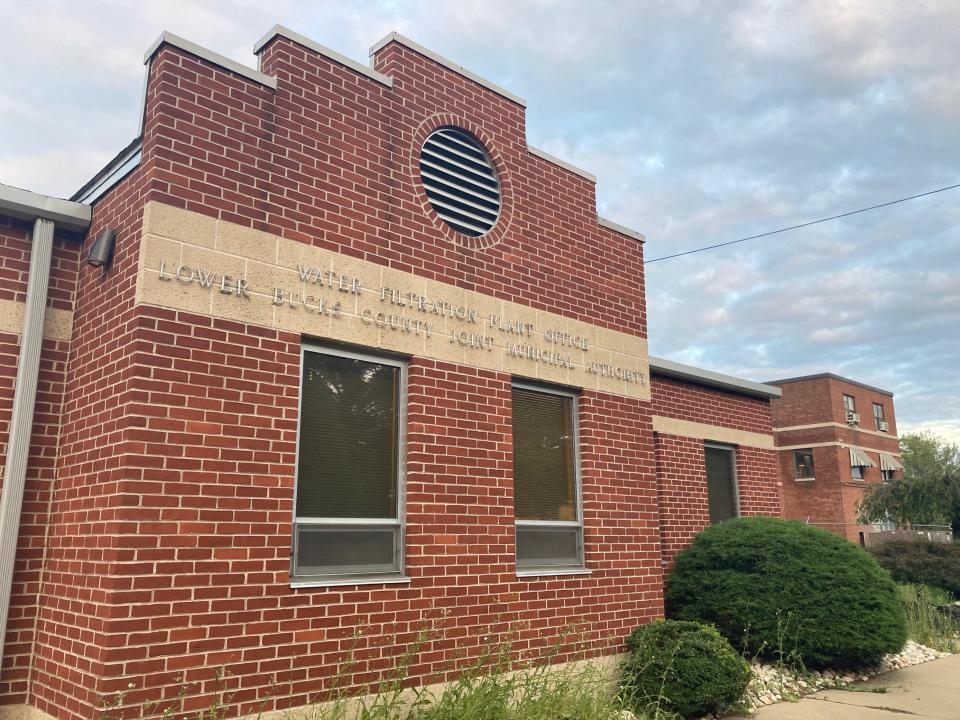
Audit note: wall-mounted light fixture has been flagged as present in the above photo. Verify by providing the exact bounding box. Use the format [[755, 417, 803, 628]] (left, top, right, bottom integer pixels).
[[87, 228, 116, 268]]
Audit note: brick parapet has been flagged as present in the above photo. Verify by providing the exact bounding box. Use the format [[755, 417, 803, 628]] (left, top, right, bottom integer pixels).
[[770, 376, 898, 435], [651, 376, 773, 436], [152, 37, 648, 337]]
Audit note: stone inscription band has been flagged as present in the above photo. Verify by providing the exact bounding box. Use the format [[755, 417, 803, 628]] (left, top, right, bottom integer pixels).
[[136, 202, 651, 400]]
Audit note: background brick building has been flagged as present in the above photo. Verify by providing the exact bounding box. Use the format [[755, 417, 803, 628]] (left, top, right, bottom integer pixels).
[[769, 373, 902, 543], [0, 26, 781, 720]]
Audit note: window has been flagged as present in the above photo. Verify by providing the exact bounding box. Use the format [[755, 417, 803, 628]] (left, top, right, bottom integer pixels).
[[843, 394, 856, 413], [512, 382, 583, 573], [794, 449, 816, 479], [882, 469, 895, 482], [705, 444, 739, 523], [852, 465, 864, 480], [873, 402, 886, 430], [292, 345, 406, 585]]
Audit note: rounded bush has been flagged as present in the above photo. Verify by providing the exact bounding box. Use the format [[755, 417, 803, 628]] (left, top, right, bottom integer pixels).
[[666, 517, 907, 669], [870, 540, 960, 598], [620, 619, 750, 719]]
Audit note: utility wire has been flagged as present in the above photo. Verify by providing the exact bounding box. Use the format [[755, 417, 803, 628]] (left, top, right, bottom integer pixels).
[[644, 183, 960, 264]]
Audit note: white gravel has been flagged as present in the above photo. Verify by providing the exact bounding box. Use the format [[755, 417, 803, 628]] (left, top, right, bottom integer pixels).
[[741, 640, 949, 711]]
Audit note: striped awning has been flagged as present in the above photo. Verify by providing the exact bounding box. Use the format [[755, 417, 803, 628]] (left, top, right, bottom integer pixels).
[[849, 447, 876, 468], [879, 453, 905, 472]]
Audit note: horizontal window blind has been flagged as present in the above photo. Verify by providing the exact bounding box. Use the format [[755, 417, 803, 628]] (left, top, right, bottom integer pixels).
[[512, 386, 576, 522], [297, 351, 399, 519]]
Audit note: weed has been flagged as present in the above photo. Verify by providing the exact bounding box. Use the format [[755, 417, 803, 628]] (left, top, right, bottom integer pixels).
[[898, 583, 960, 652], [834, 686, 888, 694]]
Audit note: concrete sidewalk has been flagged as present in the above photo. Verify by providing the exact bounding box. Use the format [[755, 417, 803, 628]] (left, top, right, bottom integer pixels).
[[743, 654, 960, 719]]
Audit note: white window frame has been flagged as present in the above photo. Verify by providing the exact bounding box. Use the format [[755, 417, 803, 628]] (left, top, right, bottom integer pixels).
[[290, 343, 408, 588], [704, 442, 741, 522], [793, 448, 816, 481], [873, 402, 885, 430], [512, 380, 587, 577]]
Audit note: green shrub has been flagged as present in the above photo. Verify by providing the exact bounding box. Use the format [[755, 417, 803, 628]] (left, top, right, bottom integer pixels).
[[620, 619, 750, 719], [666, 517, 907, 669], [870, 540, 960, 598]]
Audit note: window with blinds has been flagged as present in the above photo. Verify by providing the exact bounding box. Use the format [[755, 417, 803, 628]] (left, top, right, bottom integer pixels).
[[512, 382, 583, 572], [705, 444, 739, 524], [292, 345, 406, 584]]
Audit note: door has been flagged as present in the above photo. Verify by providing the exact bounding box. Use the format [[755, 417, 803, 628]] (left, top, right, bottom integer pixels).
[[705, 444, 739, 524]]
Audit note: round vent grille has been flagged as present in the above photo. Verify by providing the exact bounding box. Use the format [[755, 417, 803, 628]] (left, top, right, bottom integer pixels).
[[419, 127, 501, 237]]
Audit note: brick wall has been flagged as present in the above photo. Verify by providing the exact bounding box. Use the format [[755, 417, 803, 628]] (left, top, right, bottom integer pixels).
[[654, 433, 709, 565], [650, 376, 780, 565], [37, 305, 662, 718], [770, 377, 833, 427], [0, 218, 80, 702], [5, 32, 665, 720], [25, 166, 149, 719], [736, 446, 782, 516], [652, 376, 773, 435]]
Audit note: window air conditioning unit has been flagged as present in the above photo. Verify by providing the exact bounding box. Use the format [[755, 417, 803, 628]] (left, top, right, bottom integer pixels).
[[846, 411, 860, 425], [878, 421, 889, 432]]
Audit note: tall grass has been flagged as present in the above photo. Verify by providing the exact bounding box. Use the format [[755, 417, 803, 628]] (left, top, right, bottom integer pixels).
[[308, 624, 635, 720], [100, 621, 654, 720], [898, 583, 959, 652]]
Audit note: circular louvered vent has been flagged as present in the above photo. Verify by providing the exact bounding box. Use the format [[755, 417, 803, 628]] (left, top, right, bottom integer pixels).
[[419, 127, 501, 237]]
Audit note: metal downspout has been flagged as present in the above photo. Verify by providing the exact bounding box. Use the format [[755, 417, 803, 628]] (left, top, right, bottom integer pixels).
[[0, 217, 55, 664]]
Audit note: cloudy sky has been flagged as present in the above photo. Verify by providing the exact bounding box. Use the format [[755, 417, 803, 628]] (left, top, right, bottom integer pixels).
[[2, 1, 958, 440]]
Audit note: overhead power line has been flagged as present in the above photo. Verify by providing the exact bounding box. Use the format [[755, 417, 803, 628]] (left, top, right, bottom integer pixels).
[[644, 183, 960, 264]]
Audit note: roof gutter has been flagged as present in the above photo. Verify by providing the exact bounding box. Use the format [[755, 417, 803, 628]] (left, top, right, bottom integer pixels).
[[649, 355, 783, 400], [0, 185, 90, 665], [1, 182, 91, 231]]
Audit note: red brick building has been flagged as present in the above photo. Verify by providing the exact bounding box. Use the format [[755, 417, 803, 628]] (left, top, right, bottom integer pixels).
[[650, 358, 782, 565], [769, 373, 902, 543], [0, 27, 781, 720]]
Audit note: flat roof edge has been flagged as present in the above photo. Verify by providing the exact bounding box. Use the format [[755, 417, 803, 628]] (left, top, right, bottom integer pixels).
[[71, 137, 142, 204], [767, 373, 894, 397], [650, 355, 782, 399], [527, 146, 596, 182], [0, 183, 91, 232], [598, 217, 646, 242], [144, 31, 277, 90], [254, 25, 393, 88], [369, 32, 526, 107]]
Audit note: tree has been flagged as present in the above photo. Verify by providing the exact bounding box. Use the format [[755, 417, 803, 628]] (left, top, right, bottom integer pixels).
[[899, 431, 960, 483], [859, 431, 960, 535]]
